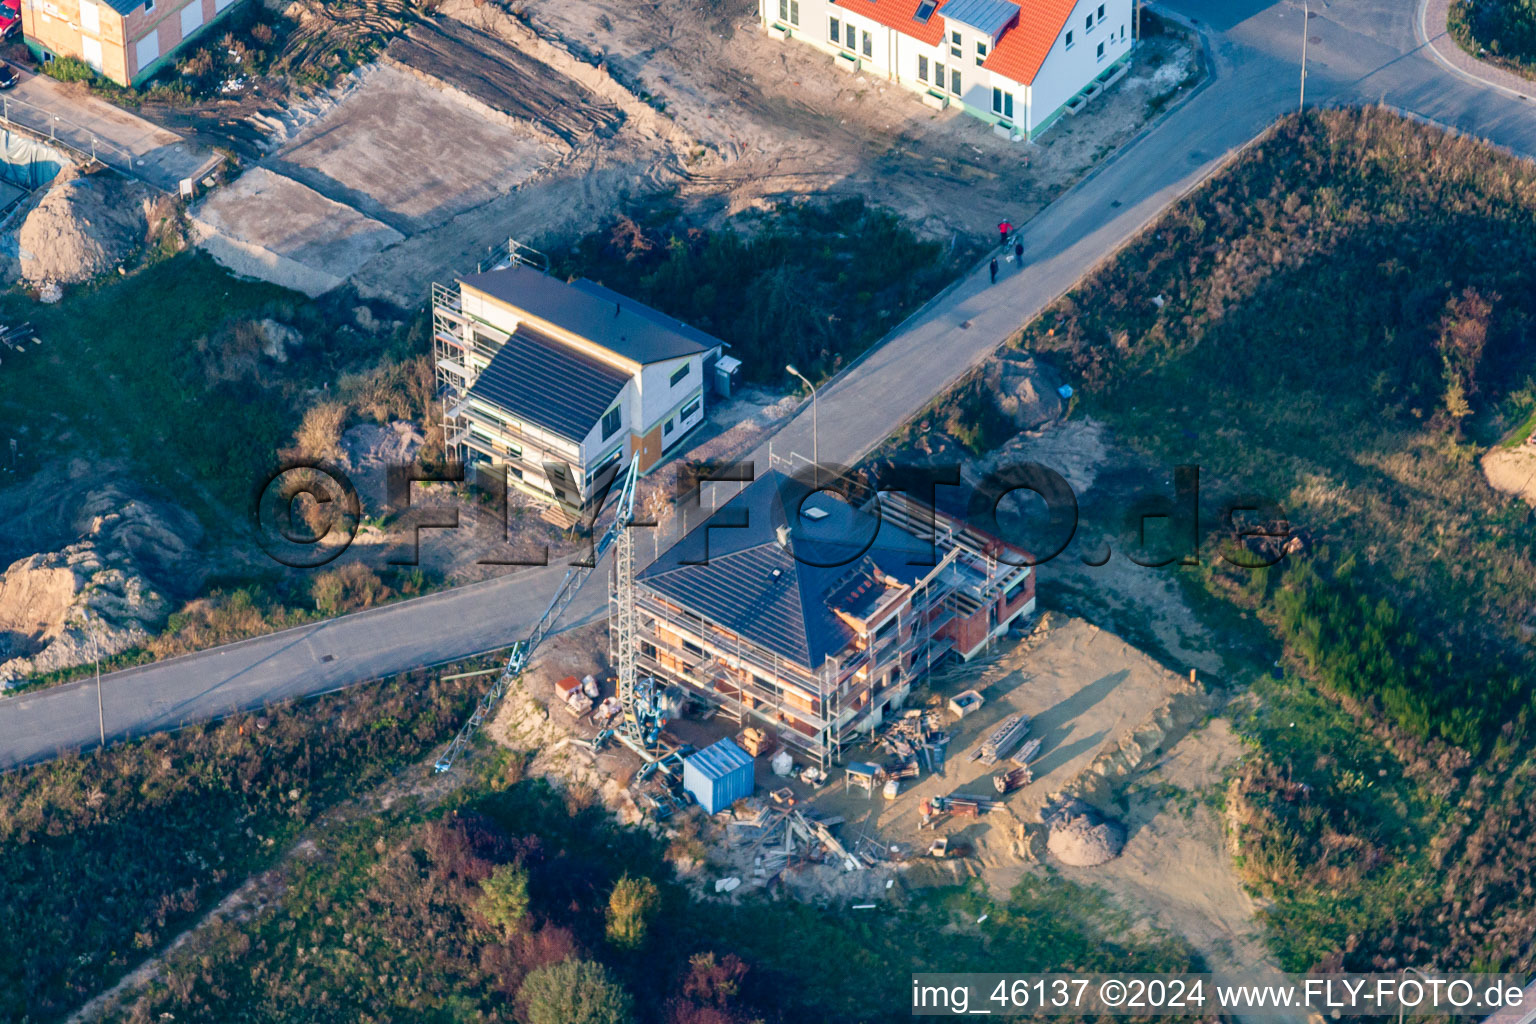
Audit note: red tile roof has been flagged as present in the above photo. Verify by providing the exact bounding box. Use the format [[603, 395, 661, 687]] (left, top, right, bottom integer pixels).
[[981, 0, 1076, 85], [832, 0, 950, 48]]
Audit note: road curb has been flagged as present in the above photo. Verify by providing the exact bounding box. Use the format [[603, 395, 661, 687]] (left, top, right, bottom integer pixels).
[[1416, 0, 1536, 103]]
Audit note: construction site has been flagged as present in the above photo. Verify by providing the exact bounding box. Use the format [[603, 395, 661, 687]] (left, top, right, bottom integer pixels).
[[428, 427, 1218, 933]]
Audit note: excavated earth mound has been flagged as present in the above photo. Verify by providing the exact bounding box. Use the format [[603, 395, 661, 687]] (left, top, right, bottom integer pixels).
[[1043, 796, 1127, 868], [17, 166, 157, 285]]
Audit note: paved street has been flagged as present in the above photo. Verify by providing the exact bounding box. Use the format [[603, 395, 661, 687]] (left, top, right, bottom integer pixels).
[[3, 0, 1535, 769], [0, 563, 608, 769], [3, 68, 217, 190]]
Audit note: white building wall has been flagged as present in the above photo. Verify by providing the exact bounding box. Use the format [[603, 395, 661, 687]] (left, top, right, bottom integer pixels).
[[763, 0, 1131, 136], [1027, 0, 1133, 130], [636, 353, 704, 430]]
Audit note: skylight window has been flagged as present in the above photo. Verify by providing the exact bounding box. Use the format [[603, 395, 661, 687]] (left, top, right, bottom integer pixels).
[[804, 506, 831, 520], [914, 0, 939, 22]]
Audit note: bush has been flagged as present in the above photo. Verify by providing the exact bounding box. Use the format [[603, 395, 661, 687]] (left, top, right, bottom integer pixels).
[[518, 958, 635, 1024], [309, 563, 391, 617], [605, 873, 661, 950], [43, 55, 97, 83], [293, 398, 348, 461], [476, 862, 531, 939], [549, 199, 971, 384]]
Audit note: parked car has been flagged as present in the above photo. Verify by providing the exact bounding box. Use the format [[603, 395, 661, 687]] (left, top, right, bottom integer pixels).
[[0, 13, 18, 39], [0, 63, 15, 90]]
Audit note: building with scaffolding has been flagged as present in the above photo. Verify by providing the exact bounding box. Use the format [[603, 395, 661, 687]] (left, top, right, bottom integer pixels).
[[632, 471, 1035, 768], [432, 253, 740, 509]]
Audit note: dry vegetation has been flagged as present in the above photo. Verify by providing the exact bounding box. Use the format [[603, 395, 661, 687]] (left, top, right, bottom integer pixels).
[[101, 774, 1205, 1024], [0, 663, 485, 1021], [888, 107, 1536, 974]]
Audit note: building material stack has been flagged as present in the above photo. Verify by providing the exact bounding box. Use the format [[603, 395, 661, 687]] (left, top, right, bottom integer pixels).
[[973, 713, 1031, 766]]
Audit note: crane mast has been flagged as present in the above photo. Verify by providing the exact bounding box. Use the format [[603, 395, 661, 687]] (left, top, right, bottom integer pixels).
[[433, 459, 640, 773]]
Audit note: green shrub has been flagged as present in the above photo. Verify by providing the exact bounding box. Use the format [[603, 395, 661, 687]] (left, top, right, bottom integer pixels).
[[604, 873, 660, 950], [518, 959, 635, 1024], [1449, 0, 1536, 77], [476, 862, 531, 939], [43, 56, 97, 83]]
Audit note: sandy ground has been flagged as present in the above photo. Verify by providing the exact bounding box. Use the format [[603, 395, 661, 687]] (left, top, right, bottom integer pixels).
[[522, 0, 1200, 238], [267, 62, 559, 234], [193, 0, 1199, 304], [1481, 443, 1536, 506], [190, 166, 405, 296]]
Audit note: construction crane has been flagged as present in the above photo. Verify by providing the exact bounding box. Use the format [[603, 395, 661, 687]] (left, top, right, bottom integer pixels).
[[433, 459, 640, 773], [610, 471, 678, 760]]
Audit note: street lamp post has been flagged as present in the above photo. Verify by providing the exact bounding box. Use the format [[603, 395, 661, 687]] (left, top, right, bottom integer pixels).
[[1397, 966, 1433, 1024], [1299, 0, 1309, 113], [785, 364, 819, 485], [83, 610, 105, 747]]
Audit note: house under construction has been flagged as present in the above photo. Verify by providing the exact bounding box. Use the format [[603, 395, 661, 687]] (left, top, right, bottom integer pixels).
[[632, 471, 1036, 768], [431, 252, 741, 510]]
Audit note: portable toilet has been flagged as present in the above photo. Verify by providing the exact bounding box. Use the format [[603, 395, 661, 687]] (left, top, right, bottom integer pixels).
[[682, 737, 755, 814]]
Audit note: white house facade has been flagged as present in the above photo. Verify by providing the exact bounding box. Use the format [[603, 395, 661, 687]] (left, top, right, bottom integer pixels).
[[759, 0, 1134, 139], [433, 264, 729, 510]]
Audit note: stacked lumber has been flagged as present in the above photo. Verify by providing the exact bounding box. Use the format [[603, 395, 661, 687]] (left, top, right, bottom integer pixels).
[[973, 713, 1031, 766]]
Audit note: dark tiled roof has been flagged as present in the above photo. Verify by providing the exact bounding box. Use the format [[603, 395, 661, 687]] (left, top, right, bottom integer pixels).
[[99, 0, 142, 16], [466, 326, 627, 442], [638, 471, 938, 670], [461, 264, 723, 365]]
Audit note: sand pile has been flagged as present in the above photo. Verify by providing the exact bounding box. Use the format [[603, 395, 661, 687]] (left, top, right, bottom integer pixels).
[[1482, 444, 1536, 507], [0, 474, 203, 687], [1043, 797, 1127, 867], [984, 353, 1066, 433], [17, 166, 158, 285]]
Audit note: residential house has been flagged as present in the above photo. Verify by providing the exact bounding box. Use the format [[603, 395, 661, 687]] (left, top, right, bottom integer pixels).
[[633, 471, 1036, 767], [759, 0, 1135, 139], [432, 261, 738, 509], [23, 0, 240, 86]]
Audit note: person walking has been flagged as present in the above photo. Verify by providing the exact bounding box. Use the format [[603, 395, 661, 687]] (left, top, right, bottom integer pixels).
[[989, 257, 999, 283]]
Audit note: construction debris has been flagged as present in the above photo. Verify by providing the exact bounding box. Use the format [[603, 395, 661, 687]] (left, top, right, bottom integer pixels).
[[729, 806, 866, 880]]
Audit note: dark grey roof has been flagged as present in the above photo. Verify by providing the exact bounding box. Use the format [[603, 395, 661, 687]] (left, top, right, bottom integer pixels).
[[940, 0, 1019, 35], [638, 471, 939, 670], [461, 264, 723, 365], [466, 326, 627, 442], [100, 0, 141, 16]]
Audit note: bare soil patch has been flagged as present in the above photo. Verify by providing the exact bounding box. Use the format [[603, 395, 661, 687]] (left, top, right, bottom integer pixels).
[[193, 0, 1198, 303], [1481, 443, 1536, 505]]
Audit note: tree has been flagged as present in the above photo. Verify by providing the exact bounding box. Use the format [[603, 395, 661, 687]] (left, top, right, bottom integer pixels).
[[476, 862, 530, 939], [517, 958, 635, 1024], [605, 873, 661, 950]]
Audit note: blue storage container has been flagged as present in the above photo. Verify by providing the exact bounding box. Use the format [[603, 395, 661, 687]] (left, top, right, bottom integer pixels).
[[683, 737, 755, 814]]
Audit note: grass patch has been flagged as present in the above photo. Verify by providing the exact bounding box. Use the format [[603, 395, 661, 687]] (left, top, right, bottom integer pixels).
[[0, 253, 302, 532], [0, 657, 490, 1022], [548, 197, 977, 385], [111, 778, 1201, 1023], [1449, 0, 1536, 80]]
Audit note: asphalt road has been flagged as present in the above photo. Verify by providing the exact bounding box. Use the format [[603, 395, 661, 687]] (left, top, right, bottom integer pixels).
[[3, 0, 1533, 770]]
